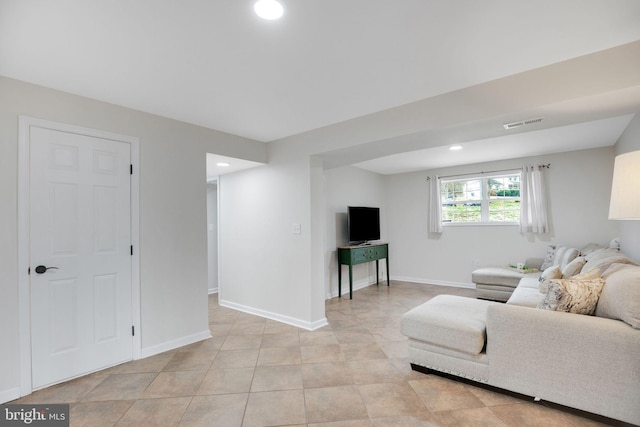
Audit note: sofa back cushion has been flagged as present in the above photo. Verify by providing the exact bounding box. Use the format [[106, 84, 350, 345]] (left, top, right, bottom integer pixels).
[[581, 248, 638, 275], [596, 264, 640, 329]]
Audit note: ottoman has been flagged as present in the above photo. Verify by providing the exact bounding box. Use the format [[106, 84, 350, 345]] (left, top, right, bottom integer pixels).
[[401, 295, 499, 382]]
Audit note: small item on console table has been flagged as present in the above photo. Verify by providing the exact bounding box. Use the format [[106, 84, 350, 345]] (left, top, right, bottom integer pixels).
[[507, 264, 539, 273]]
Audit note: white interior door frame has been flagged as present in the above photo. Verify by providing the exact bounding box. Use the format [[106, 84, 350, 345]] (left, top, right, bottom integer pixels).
[[17, 116, 141, 397], [217, 177, 222, 295], [206, 175, 221, 295]]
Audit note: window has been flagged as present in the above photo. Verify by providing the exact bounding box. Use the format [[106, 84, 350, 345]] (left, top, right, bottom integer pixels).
[[441, 172, 521, 224]]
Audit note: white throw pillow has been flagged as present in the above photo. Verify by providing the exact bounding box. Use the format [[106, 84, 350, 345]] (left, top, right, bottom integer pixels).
[[562, 256, 586, 278], [539, 265, 562, 293]]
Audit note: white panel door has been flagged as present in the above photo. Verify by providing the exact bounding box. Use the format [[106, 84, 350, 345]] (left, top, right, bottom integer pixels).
[[29, 126, 133, 389]]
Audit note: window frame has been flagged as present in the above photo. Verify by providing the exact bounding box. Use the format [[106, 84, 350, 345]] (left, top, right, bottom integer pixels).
[[440, 170, 521, 226]]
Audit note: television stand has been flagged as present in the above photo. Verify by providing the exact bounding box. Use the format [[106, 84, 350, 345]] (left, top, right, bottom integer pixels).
[[337, 243, 389, 299]]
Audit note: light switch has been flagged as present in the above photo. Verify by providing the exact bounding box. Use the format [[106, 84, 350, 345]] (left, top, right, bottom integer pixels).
[[292, 223, 301, 234]]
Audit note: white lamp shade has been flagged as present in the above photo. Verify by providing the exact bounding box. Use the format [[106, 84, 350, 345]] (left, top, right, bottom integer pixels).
[[609, 150, 640, 220]]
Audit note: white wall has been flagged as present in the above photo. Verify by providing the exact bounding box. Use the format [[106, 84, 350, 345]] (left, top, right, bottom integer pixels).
[[324, 166, 387, 297], [613, 113, 640, 260], [383, 147, 619, 287], [218, 148, 328, 329], [0, 76, 267, 402]]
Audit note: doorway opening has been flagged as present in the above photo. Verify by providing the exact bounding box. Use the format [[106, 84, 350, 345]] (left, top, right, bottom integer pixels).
[[204, 152, 266, 300]]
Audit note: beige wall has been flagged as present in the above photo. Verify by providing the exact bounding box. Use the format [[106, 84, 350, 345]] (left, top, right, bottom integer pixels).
[[0, 76, 266, 401]]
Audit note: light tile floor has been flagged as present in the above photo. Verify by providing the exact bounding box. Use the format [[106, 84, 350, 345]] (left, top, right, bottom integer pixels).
[[12, 282, 630, 426]]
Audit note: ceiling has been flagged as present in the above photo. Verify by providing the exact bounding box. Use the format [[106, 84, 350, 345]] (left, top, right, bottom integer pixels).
[[206, 153, 265, 181], [355, 114, 635, 175], [1, 1, 640, 173]]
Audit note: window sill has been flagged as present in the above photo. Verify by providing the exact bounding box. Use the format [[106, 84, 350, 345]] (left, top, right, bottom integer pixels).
[[442, 222, 519, 227]]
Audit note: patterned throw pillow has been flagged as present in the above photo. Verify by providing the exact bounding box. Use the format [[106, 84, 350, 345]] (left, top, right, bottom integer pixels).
[[540, 245, 556, 270], [537, 277, 605, 315]]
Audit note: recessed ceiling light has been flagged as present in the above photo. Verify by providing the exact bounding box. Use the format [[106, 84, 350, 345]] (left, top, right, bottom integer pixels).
[[449, 145, 463, 151], [216, 162, 230, 167], [254, 0, 284, 20]]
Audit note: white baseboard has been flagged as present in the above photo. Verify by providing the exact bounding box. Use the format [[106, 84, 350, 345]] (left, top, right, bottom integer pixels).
[[219, 299, 328, 331], [325, 276, 474, 300], [139, 329, 212, 359], [326, 277, 378, 299], [391, 275, 476, 289], [208, 287, 218, 295], [0, 387, 21, 404]]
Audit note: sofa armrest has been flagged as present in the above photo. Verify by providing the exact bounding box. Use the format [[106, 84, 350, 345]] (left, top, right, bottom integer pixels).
[[486, 304, 640, 424]]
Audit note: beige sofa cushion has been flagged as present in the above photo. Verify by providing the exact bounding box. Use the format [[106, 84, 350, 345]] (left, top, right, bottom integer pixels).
[[585, 247, 620, 261], [580, 243, 604, 255], [596, 264, 640, 329], [601, 262, 637, 277], [508, 280, 544, 307], [582, 248, 638, 275], [401, 295, 496, 355], [472, 267, 525, 287]]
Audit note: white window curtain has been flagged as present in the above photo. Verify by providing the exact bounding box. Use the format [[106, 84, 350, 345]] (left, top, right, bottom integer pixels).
[[428, 176, 443, 233], [519, 165, 549, 234]]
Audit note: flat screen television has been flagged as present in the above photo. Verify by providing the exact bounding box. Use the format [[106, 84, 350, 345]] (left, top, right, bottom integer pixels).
[[347, 206, 380, 244]]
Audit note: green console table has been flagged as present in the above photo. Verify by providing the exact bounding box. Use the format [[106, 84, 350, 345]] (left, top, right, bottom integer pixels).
[[337, 243, 389, 299]]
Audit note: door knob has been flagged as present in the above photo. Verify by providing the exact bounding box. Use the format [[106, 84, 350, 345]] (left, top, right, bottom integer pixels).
[[34, 265, 59, 274]]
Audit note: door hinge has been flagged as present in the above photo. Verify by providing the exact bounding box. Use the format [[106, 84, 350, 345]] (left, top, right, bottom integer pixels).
[[130, 164, 133, 175], [132, 326, 135, 336], [28, 267, 31, 275], [131, 245, 133, 256]]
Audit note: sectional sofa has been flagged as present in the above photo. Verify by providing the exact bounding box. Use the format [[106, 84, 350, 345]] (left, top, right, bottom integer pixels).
[[401, 245, 640, 425]]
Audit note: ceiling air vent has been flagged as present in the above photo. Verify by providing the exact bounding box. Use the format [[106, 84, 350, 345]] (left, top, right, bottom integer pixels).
[[503, 117, 543, 130]]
